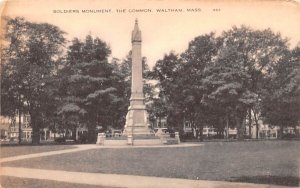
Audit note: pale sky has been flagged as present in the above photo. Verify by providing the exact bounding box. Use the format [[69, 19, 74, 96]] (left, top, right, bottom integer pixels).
[[1, 0, 300, 68]]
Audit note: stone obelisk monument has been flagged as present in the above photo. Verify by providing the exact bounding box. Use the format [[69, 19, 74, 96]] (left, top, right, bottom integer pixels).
[[124, 19, 153, 136]]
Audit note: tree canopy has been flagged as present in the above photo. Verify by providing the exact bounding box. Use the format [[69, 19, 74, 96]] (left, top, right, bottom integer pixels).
[[1, 17, 66, 144], [57, 35, 125, 142], [1, 17, 299, 144], [152, 25, 299, 139]]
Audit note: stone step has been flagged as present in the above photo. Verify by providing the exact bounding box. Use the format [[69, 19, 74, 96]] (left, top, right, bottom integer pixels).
[[165, 139, 179, 145]]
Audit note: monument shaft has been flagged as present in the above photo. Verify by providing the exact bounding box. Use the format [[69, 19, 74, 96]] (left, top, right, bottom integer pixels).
[[131, 41, 143, 96], [124, 20, 152, 136]]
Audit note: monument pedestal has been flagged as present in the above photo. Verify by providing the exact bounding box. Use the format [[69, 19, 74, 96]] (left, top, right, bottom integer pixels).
[[124, 93, 154, 136]]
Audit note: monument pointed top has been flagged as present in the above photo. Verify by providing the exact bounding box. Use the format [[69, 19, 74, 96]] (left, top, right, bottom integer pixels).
[[132, 19, 141, 42], [134, 19, 139, 30]]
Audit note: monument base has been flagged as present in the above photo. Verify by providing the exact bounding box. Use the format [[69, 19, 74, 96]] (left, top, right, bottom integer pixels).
[[123, 125, 155, 136], [123, 102, 154, 136], [96, 133, 180, 146]]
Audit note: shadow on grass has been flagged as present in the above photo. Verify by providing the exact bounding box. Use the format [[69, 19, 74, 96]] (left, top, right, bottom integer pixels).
[[229, 175, 300, 187], [1, 176, 119, 188]]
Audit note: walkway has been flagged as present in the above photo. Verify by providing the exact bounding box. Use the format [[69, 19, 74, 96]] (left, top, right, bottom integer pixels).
[[0, 143, 201, 163], [2, 167, 292, 188]]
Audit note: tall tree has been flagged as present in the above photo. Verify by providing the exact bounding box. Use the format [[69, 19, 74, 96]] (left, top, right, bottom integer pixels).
[[180, 33, 219, 140], [261, 45, 300, 138], [58, 35, 124, 143], [152, 52, 185, 130], [1, 17, 66, 144], [203, 26, 290, 139]]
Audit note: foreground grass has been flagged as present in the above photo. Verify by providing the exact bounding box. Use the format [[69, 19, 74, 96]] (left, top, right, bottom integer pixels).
[[0, 145, 75, 158], [0, 176, 116, 188], [2, 140, 300, 186]]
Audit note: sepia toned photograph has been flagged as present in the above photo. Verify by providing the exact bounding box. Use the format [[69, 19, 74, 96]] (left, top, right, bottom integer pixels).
[[0, 0, 300, 187]]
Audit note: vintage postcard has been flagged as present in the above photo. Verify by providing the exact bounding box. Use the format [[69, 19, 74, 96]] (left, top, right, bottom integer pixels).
[[1, 0, 300, 188]]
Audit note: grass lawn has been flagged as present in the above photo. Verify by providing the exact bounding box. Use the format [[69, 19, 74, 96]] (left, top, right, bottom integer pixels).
[[0, 176, 117, 188], [2, 140, 300, 186], [0, 145, 75, 158]]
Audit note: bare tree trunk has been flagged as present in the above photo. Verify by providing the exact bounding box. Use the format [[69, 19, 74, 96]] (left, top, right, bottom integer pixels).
[[248, 108, 252, 139], [30, 113, 40, 145], [32, 125, 40, 145], [72, 125, 77, 141], [18, 94, 22, 144], [18, 110, 22, 144], [254, 112, 259, 139], [158, 116, 161, 127], [279, 125, 284, 139], [226, 114, 229, 140], [199, 125, 203, 142], [293, 125, 298, 136], [87, 121, 96, 143], [236, 115, 245, 140]]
